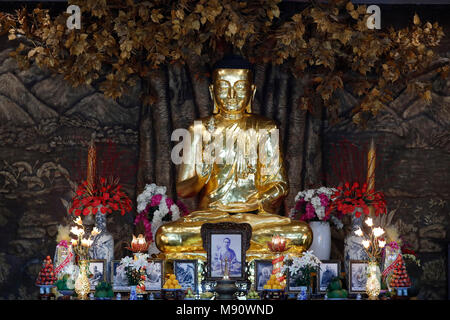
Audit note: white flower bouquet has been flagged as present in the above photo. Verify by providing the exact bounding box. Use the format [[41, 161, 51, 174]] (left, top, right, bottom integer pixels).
[[134, 183, 189, 254], [290, 187, 343, 229], [282, 251, 321, 287]]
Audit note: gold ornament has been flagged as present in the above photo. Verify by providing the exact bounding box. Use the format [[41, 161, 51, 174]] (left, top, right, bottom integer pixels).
[[75, 260, 90, 300], [156, 67, 312, 260], [86, 138, 96, 193], [366, 261, 381, 300], [367, 138, 376, 194], [268, 235, 289, 285]]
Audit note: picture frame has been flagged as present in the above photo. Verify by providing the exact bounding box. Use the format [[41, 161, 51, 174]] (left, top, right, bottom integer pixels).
[[348, 260, 368, 294], [286, 268, 305, 293], [317, 260, 341, 294], [173, 259, 198, 293], [144, 259, 164, 292], [448, 243, 450, 300], [110, 260, 130, 292], [254, 260, 274, 292], [88, 259, 106, 291], [201, 222, 252, 281]]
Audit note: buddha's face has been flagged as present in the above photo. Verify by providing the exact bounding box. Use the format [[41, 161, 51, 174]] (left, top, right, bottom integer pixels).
[[210, 68, 255, 114]]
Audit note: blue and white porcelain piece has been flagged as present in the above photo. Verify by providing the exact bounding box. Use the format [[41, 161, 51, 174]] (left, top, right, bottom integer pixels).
[[89, 211, 114, 281], [297, 286, 308, 300], [129, 286, 137, 300], [37, 285, 53, 295], [344, 213, 368, 274]]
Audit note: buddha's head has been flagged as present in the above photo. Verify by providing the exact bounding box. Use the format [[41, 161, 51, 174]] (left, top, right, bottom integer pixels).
[[209, 55, 256, 115]]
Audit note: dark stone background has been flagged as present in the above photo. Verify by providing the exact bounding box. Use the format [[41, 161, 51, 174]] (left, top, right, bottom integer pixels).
[[0, 4, 449, 299]]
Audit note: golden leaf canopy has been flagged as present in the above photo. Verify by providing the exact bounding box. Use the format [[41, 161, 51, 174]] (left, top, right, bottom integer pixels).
[[0, 0, 446, 125]]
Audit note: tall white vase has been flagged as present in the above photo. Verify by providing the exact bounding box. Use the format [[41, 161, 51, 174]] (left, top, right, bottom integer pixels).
[[308, 221, 331, 260]]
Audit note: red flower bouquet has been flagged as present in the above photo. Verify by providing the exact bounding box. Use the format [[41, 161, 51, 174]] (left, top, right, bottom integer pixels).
[[327, 182, 386, 218], [69, 177, 133, 216]]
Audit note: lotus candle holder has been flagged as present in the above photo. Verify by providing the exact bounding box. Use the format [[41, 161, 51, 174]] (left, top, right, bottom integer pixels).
[[126, 234, 150, 253]]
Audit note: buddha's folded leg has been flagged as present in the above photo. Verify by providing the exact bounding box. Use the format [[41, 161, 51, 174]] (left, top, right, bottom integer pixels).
[[155, 218, 205, 253], [155, 210, 232, 252], [155, 211, 313, 255], [227, 213, 313, 255]]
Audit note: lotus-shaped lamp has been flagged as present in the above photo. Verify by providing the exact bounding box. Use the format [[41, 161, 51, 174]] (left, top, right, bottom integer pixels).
[[267, 234, 289, 253], [126, 234, 150, 253]]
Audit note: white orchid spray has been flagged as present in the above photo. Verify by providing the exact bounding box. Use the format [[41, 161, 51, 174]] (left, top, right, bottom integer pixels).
[[282, 251, 321, 287], [119, 253, 150, 286]]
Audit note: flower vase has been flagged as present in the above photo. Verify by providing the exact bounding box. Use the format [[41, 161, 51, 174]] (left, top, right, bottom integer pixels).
[[129, 285, 137, 300], [366, 261, 381, 300], [74, 260, 90, 300], [308, 221, 331, 260], [344, 211, 368, 275], [89, 210, 114, 281]]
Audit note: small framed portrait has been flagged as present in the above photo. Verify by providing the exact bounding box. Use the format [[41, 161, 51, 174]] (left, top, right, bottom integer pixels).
[[348, 260, 368, 294], [144, 259, 164, 291], [286, 268, 305, 293], [88, 259, 106, 291], [201, 222, 252, 281], [254, 260, 273, 292], [317, 260, 341, 293], [173, 260, 198, 293], [111, 260, 130, 292]]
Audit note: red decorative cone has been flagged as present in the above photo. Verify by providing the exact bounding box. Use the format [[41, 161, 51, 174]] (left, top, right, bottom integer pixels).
[[35, 256, 57, 286], [389, 256, 411, 288]]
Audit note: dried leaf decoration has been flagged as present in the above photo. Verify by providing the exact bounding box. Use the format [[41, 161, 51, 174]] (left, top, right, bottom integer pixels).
[[0, 0, 447, 124]]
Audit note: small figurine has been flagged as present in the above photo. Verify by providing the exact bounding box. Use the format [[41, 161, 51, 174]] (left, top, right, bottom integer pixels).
[[356, 293, 362, 300], [116, 292, 122, 300], [325, 277, 348, 299]]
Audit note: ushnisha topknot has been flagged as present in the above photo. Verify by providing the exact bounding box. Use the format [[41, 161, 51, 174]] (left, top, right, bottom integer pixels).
[[213, 54, 253, 72]]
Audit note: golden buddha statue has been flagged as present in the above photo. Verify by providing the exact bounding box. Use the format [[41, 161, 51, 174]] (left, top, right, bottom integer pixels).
[[156, 56, 312, 260]]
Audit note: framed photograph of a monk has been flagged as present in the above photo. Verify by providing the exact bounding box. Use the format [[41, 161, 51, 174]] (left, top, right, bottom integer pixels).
[[144, 259, 164, 291], [349, 260, 368, 294], [88, 259, 106, 291], [111, 260, 130, 292], [173, 260, 198, 293], [317, 260, 340, 294], [201, 222, 252, 281], [254, 260, 273, 292]]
